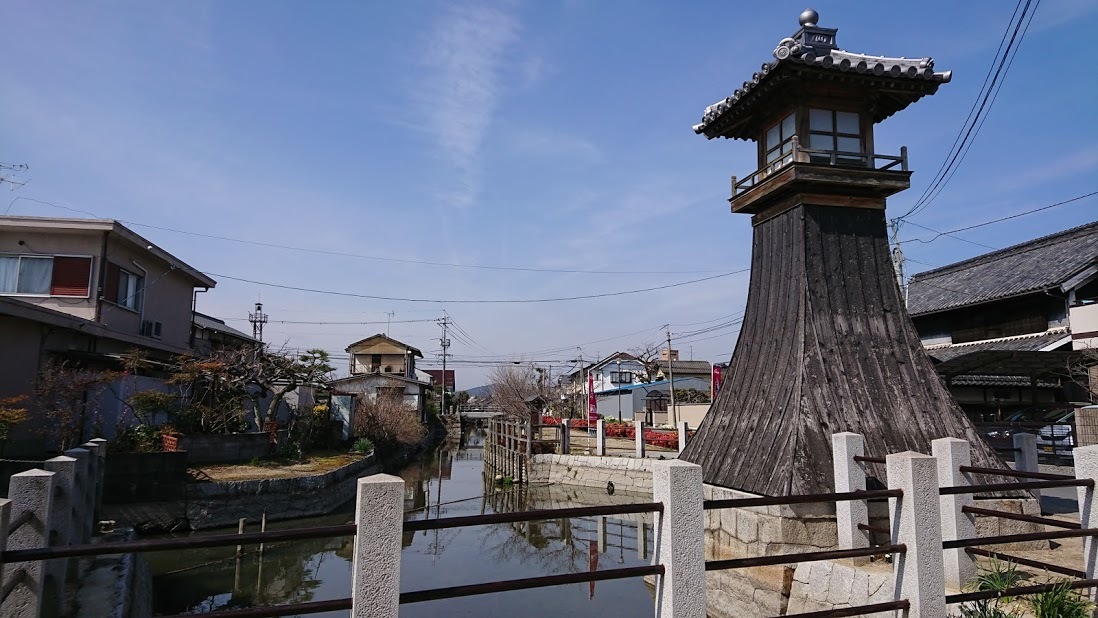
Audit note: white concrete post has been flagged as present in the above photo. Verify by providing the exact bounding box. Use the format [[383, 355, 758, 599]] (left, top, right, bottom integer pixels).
[[652, 459, 705, 618], [677, 421, 688, 454], [634, 421, 646, 458], [597, 516, 607, 554], [62, 448, 91, 543], [87, 438, 108, 522], [1074, 445, 1098, 608], [932, 438, 976, 591], [831, 432, 868, 552], [80, 441, 101, 542], [352, 474, 403, 618], [560, 420, 571, 455], [887, 452, 946, 618], [43, 455, 77, 610], [1013, 433, 1040, 501], [1, 469, 56, 618], [596, 419, 606, 456]]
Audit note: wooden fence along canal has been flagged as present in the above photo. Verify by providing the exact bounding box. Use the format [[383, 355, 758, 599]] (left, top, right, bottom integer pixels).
[[483, 416, 692, 484], [2, 431, 1097, 617]]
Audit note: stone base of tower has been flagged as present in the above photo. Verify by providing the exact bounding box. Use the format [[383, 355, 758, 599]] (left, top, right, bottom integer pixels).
[[700, 483, 1044, 617]]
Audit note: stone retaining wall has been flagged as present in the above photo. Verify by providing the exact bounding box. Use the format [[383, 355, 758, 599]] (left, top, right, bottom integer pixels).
[[529, 454, 654, 495], [103, 454, 380, 531], [528, 451, 1047, 617]]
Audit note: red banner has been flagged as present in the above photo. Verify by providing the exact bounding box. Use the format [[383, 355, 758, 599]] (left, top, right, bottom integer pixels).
[[712, 364, 723, 400], [588, 373, 598, 422]]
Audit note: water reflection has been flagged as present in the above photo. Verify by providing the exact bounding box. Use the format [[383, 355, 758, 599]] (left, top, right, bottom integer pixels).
[[149, 427, 655, 617]]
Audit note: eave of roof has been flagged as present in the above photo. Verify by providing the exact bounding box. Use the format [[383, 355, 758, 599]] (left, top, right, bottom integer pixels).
[[193, 312, 257, 342], [694, 41, 950, 139], [908, 220, 1098, 316], [0, 215, 216, 288], [331, 372, 430, 387], [344, 333, 424, 357], [0, 296, 192, 355]]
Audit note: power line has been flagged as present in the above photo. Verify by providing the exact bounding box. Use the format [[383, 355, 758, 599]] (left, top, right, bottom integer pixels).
[[895, 0, 1038, 220], [4, 196, 725, 276], [200, 268, 749, 304], [901, 221, 999, 250], [899, 190, 1097, 249], [221, 317, 437, 325]]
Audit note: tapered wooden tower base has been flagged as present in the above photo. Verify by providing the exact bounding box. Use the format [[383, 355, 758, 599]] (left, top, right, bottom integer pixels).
[[680, 203, 1006, 496]]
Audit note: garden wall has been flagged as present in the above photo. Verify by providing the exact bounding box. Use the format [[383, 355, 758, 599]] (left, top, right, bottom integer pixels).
[[176, 431, 288, 465]]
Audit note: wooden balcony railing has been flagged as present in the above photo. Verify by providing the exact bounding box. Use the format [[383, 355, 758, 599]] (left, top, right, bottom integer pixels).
[[730, 135, 908, 199]]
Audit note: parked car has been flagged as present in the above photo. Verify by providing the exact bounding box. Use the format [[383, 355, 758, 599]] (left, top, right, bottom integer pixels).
[[981, 410, 1032, 450], [1035, 410, 1078, 457], [979, 407, 1062, 451]]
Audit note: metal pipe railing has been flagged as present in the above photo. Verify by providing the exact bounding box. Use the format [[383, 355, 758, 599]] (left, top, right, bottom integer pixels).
[[1, 523, 357, 563], [946, 579, 1098, 605], [964, 547, 1084, 579], [940, 478, 1092, 495], [403, 502, 663, 533], [704, 489, 900, 511], [943, 528, 1098, 550], [159, 598, 353, 618], [852, 455, 885, 465], [962, 505, 1080, 529], [399, 565, 664, 604], [779, 600, 910, 618], [959, 465, 1074, 481], [705, 544, 905, 571]]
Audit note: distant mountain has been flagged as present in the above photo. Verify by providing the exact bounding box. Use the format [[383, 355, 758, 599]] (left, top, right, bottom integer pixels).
[[462, 385, 492, 399]]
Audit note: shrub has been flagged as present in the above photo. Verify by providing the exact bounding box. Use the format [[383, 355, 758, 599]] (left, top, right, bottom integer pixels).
[[353, 393, 426, 453], [112, 424, 164, 454], [0, 395, 28, 454], [1025, 581, 1093, 618], [353, 438, 374, 454]]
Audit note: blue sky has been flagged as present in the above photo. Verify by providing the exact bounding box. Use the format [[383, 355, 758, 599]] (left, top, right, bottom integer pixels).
[[3, 1, 1096, 388]]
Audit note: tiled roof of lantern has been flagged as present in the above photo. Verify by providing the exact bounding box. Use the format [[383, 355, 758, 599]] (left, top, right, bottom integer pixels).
[[694, 9, 952, 140]]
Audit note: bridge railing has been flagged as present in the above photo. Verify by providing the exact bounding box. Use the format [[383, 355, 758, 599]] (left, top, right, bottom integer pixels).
[[6, 435, 1098, 617]]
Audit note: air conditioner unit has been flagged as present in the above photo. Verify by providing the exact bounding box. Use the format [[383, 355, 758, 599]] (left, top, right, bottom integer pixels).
[[141, 320, 163, 339]]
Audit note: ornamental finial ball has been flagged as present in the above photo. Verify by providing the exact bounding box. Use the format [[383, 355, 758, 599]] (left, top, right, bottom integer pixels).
[[799, 8, 819, 27]]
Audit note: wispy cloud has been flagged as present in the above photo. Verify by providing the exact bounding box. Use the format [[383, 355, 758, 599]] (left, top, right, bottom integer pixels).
[[418, 4, 520, 207], [506, 126, 602, 162]]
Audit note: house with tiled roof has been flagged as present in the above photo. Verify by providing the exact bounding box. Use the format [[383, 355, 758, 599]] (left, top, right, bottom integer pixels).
[[907, 220, 1098, 416]]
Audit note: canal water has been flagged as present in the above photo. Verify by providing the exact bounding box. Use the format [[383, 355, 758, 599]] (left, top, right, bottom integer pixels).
[[147, 428, 657, 616]]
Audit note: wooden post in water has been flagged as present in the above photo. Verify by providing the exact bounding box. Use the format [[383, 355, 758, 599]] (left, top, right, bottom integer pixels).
[[236, 518, 246, 558]]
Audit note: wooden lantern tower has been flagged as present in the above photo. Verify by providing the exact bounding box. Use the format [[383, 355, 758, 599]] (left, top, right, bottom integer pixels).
[[680, 9, 1007, 495]]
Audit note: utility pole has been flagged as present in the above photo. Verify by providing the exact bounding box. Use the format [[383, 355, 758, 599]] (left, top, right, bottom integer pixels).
[[888, 219, 908, 306], [249, 302, 268, 342], [386, 311, 395, 336], [438, 316, 451, 415], [666, 328, 677, 426]]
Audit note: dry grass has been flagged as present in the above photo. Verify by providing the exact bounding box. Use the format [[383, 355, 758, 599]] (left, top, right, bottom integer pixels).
[[194, 450, 364, 482]]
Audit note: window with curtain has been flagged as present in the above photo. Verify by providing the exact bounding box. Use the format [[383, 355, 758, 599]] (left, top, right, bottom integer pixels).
[[117, 268, 144, 311], [0, 254, 90, 296]]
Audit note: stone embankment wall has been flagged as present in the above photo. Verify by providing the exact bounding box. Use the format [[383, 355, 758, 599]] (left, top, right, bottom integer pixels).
[[105, 454, 380, 531], [529, 454, 654, 494], [529, 452, 1045, 617]]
